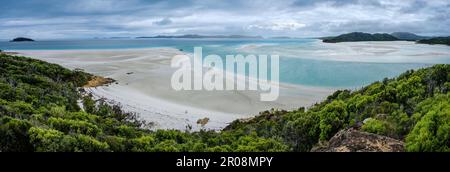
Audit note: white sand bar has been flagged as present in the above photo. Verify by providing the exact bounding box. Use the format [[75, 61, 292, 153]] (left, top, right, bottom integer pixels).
[[18, 48, 334, 130]]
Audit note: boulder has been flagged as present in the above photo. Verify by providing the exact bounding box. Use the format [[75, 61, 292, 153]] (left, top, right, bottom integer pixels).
[[312, 128, 404, 152]]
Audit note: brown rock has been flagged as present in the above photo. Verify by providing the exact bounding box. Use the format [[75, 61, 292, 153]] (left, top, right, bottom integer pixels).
[[197, 118, 210, 127], [83, 76, 116, 88], [312, 128, 404, 152]]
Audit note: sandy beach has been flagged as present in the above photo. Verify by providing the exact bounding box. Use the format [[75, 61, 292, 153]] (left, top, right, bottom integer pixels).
[[16, 40, 450, 130], [238, 40, 450, 64], [17, 48, 334, 130]]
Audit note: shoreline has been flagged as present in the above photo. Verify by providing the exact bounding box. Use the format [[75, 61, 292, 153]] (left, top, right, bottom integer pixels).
[[84, 85, 245, 130], [15, 41, 450, 130], [16, 47, 335, 130], [0, 51, 19, 55]]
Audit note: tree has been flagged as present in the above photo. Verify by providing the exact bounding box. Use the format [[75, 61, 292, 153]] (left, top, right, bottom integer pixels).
[[29, 127, 73, 152], [0, 117, 33, 152], [406, 94, 450, 152], [361, 118, 387, 135], [319, 100, 349, 140]]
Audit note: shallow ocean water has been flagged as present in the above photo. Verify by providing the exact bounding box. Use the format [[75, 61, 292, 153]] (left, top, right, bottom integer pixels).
[[2, 38, 449, 88]]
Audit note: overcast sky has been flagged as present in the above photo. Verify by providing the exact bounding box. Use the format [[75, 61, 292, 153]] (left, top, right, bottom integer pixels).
[[0, 0, 449, 39]]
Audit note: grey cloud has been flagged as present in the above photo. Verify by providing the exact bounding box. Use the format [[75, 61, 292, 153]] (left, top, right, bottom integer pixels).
[[291, 0, 382, 7], [0, 0, 449, 39], [153, 18, 173, 25]]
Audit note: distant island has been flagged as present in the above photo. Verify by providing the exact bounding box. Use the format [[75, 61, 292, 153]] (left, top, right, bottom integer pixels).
[[10, 37, 35, 42], [322, 32, 450, 46], [390, 32, 429, 41], [136, 34, 263, 39], [102, 37, 132, 39], [322, 32, 398, 43], [269, 36, 293, 39], [417, 36, 450, 46]]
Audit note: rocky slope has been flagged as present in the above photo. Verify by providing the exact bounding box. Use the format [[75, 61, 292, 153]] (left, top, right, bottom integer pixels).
[[312, 128, 404, 152]]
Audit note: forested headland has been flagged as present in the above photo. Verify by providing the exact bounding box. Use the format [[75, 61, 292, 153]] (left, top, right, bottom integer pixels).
[[322, 32, 450, 47], [322, 32, 399, 43], [417, 37, 450, 46]]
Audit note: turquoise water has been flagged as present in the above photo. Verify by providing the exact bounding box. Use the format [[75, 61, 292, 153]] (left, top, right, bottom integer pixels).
[[1, 38, 448, 88], [0, 38, 303, 50]]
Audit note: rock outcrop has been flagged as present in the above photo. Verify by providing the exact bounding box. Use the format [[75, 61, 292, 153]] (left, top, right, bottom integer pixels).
[[312, 128, 404, 152], [83, 76, 116, 88]]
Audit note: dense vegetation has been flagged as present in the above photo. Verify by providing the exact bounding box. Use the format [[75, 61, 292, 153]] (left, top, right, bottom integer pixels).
[[323, 32, 399, 43], [323, 32, 450, 46], [0, 54, 287, 152], [225, 64, 450, 152], [0, 54, 449, 152], [417, 37, 450, 46]]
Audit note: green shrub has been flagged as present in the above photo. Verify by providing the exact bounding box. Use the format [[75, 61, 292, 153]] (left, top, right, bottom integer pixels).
[[406, 95, 450, 152], [48, 117, 101, 136], [0, 117, 33, 151], [29, 127, 74, 152], [362, 118, 387, 135]]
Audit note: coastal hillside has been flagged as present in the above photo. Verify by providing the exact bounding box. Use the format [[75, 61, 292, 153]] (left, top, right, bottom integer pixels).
[[323, 32, 399, 43], [0, 54, 449, 152], [225, 64, 449, 152], [0, 54, 287, 152], [323, 32, 450, 46], [390, 32, 428, 41], [417, 37, 450, 46]]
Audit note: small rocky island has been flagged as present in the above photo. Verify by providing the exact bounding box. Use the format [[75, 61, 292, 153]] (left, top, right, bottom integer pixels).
[[10, 37, 35, 42]]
